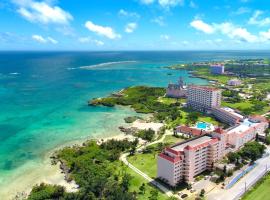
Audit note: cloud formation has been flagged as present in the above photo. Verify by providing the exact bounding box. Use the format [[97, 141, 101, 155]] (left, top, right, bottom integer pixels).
[[78, 37, 104, 46], [85, 21, 121, 39], [190, 20, 215, 34], [140, 0, 184, 9], [118, 9, 140, 19], [248, 10, 270, 27], [13, 0, 73, 25], [125, 23, 138, 33], [32, 35, 58, 44]]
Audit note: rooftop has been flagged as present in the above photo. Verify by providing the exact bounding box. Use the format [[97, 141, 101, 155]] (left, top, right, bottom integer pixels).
[[227, 118, 258, 135], [171, 135, 213, 152], [188, 85, 220, 92], [220, 107, 244, 119]]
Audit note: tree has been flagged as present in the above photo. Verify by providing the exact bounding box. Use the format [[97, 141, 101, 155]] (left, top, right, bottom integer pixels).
[[139, 183, 146, 194], [149, 190, 159, 200], [129, 146, 136, 156], [200, 189, 205, 197], [255, 133, 259, 142], [121, 173, 132, 192], [223, 165, 227, 175]]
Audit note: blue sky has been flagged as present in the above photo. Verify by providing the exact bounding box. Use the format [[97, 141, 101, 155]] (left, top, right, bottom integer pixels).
[[0, 0, 270, 50]]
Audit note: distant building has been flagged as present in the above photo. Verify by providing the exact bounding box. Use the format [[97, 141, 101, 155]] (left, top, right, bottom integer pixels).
[[228, 79, 242, 86], [187, 85, 222, 111], [210, 64, 225, 74], [166, 77, 187, 98], [157, 116, 268, 185]]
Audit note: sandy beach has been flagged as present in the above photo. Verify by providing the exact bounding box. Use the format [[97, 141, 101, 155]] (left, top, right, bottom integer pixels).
[[0, 132, 136, 200], [0, 118, 164, 200]]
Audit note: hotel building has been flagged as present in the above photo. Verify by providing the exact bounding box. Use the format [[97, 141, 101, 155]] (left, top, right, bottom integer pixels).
[[157, 116, 268, 185], [187, 85, 222, 111], [210, 64, 225, 74]]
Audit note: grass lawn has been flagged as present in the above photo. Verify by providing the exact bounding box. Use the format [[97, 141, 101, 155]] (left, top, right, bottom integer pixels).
[[127, 152, 158, 178], [116, 162, 168, 200], [242, 174, 270, 200], [163, 135, 184, 145]]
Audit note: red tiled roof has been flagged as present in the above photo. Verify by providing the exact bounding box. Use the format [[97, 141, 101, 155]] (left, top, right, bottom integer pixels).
[[188, 85, 220, 92], [176, 125, 206, 136], [159, 153, 181, 163], [165, 147, 181, 155], [215, 127, 225, 134]]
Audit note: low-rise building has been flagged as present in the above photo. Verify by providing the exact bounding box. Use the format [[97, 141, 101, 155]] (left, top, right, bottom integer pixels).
[[228, 79, 242, 86], [211, 107, 244, 126]]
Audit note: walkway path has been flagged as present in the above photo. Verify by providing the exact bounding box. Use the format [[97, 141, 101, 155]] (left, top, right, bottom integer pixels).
[[120, 130, 175, 197]]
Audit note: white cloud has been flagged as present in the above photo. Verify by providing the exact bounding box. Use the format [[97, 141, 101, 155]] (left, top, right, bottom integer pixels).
[[190, 20, 215, 34], [32, 34, 47, 43], [158, 0, 184, 8], [189, 1, 197, 8], [125, 22, 138, 33], [248, 10, 270, 26], [160, 34, 170, 40], [14, 0, 73, 25], [190, 19, 259, 43], [259, 29, 270, 41], [140, 0, 184, 9], [151, 16, 165, 26], [32, 34, 58, 44], [118, 9, 140, 18], [140, 0, 155, 5], [47, 37, 58, 44], [85, 21, 121, 39], [78, 37, 104, 46], [232, 7, 250, 15]]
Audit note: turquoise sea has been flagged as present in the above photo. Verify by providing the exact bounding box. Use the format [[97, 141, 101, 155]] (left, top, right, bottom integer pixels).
[[0, 51, 269, 197]]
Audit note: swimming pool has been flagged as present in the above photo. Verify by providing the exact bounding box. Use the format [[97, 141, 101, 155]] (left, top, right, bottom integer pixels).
[[196, 122, 208, 129]]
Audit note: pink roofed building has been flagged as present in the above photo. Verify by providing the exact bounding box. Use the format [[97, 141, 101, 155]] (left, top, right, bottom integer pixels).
[[157, 116, 268, 185]]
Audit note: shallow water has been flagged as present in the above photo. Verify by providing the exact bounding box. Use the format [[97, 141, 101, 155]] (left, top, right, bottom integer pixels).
[[0, 51, 268, 197]]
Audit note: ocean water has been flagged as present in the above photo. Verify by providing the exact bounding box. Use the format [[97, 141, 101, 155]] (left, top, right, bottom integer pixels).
[[0, 51, 269, 196]]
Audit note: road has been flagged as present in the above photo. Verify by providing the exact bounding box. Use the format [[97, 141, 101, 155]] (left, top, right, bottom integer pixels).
[[207, 147, 270, 200]]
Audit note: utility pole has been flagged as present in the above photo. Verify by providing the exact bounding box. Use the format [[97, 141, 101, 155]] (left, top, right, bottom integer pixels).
[[245, 182, 247, 192]]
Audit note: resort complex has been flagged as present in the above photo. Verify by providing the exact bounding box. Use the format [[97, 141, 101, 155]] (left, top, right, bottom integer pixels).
[[158, 84, 269, 186]]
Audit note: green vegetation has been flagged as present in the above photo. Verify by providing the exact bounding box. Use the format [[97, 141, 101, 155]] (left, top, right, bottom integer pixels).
[[90, 86, 166, 113], [225, 59, 270, 77], [128, 143, 168, 179], [242, 173, 270, 200], [135, 129, 156, 142], [125, 116, 142, 123], [163, 135, 184, 145], [27, 139, 153, 200], [227, 141, 266, 164], [90, 86, 219, 129]]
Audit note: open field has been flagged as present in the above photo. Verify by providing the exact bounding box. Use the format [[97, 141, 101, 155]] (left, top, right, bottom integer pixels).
[[242, 173, 270, 200]]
